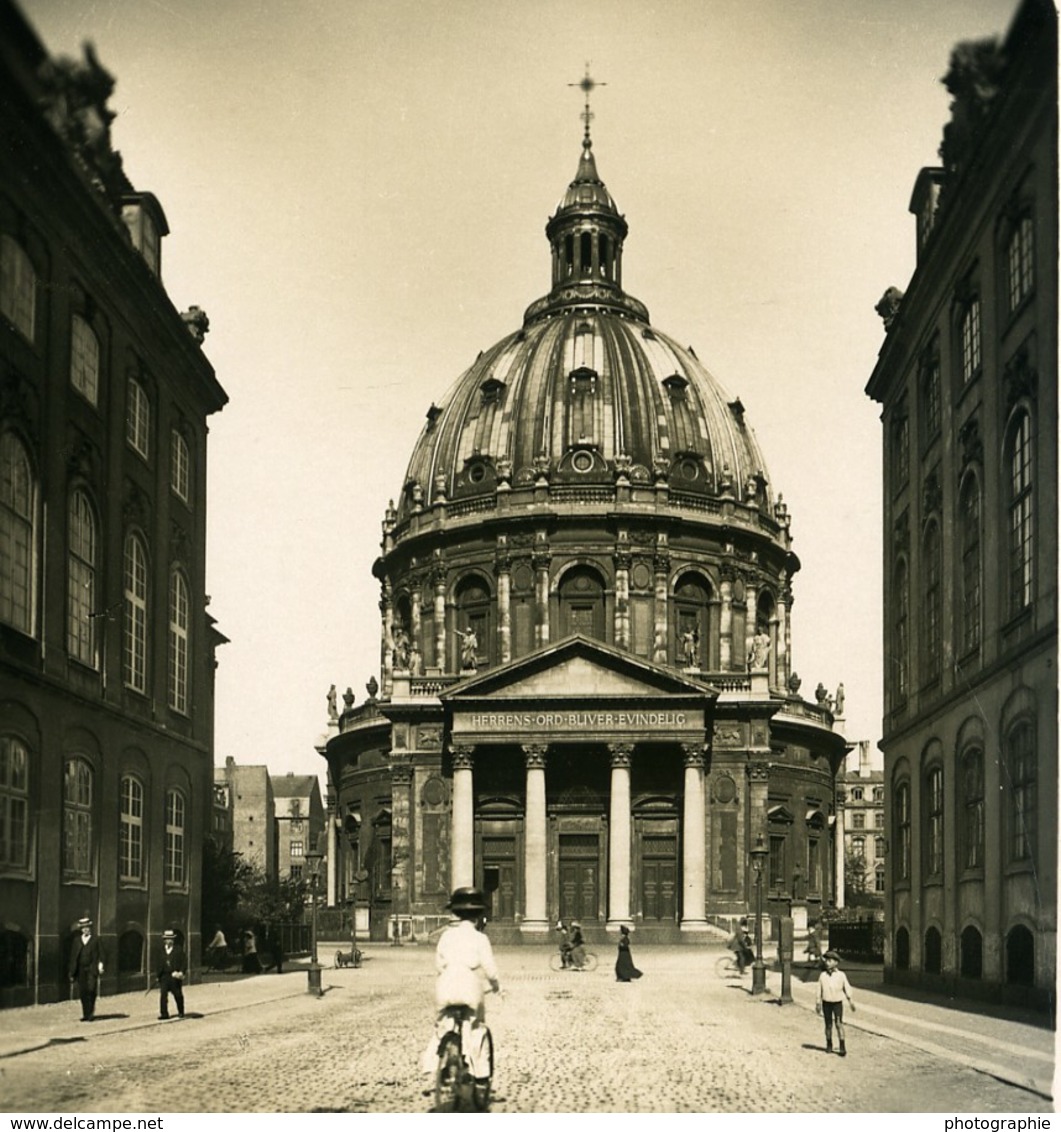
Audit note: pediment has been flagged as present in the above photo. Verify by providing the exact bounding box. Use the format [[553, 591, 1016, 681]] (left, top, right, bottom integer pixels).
[[442, 634, 716, 703]]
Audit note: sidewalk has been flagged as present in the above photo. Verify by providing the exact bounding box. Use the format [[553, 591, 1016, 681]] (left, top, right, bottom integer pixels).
[[765, 962, 1055, 1101]]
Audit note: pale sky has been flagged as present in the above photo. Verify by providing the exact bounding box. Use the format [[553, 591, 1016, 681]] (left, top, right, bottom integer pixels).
[[23, 0, 1020, 789]]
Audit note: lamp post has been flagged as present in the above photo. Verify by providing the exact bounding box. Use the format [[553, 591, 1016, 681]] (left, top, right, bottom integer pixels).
[[305, 843, 324, 996], [750, 833, 768, 995]]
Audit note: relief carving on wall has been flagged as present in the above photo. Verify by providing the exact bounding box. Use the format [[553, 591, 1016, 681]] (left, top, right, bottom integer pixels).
[[417, 725, 442, 751], [713, 722, 743, 746]]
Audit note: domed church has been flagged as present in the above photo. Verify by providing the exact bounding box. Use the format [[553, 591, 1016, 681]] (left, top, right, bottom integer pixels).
[[322, 104, 848, 943]]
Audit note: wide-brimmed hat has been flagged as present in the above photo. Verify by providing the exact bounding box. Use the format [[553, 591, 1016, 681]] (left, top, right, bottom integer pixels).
[[78, 917, 92, 928], [446, 886, 487, 914], [163, 929, 176, 940]]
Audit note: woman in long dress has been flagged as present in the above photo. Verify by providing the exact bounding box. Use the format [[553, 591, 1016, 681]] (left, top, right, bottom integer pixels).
[[615, 925, 642, 982]]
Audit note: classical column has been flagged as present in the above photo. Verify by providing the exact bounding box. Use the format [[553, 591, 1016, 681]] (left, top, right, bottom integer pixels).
[[681, 744, 709, 931], [450, 745, 475, 890], [533, 538, 551, 647], [614, 542, 631, 650], [745, 585, 758, 671], [380, 580, 394, 697], [780, 583, 792, 691], [719, 567, 734, 671], [410, 582, 423, 674], [522, 744, 549, 933], [607, 743, 633, 928], [432, 561, 447, 673], [496, 545, 512, 665], [653, 542, 670, 663]]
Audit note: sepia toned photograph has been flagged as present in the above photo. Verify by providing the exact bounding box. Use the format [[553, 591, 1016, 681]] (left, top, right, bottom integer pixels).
[[0, 0, 1054, 1117]]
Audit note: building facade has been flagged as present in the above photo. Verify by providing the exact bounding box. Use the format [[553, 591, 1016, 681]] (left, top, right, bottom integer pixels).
[[273, 772, 325, 882], [836, 741, 885, 909], [323, 110, 848, 943], [215, 758, 276, 878], [0, 2, 228, 1006], [866, 0, 1057, 1007]]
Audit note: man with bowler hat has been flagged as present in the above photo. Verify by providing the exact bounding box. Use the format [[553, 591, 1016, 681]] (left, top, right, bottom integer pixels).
[[158, 929, 187, 1020], [68, 917, 104, 1022]]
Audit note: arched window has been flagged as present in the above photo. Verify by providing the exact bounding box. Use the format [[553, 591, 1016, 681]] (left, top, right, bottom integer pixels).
[[924, 761, 943, 878], [960, 926, 983, 979], [895, 926, 910, 969], [673, 574, 713, 669], [893, 560, 909, 702], [67, 490, 98, 666], [959, 475, 981, 655], [579, 231, 592, 275], [70, 315, 100, 406], [1007, 410, 1033, 616], [1006, 213, 1034, 312], [894, 779, 910, 882], [1005, 924, 1034, 986], [0, 432, 35, 634], [924, 926, 942, 974], [0, 234, 36, 341], [454, 575, 491, 670], [922, 522, 942, 684], [558, 566, 605, 642], [120, 774, 144, 883], [960, 745, 984, 870], [123, 533, 148, 692], [0, 736, 29, 869], [1006, 719, 1036, 862], [168, 570, 189, 714], [63, 757, 94, 880], [165, 787, 186, 887]]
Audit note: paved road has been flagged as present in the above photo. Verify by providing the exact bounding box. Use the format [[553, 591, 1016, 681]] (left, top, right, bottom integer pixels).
[[0, 944, 1052, 1113]]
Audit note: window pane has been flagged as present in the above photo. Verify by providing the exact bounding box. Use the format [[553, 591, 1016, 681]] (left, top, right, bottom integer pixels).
[[0, 736, 30, 867], [123, 535, 148, 692], [0, 433, 34, 634], [70, 316, 100, 405], [171, 431, 190, 502], [0, 235, 35, 341]]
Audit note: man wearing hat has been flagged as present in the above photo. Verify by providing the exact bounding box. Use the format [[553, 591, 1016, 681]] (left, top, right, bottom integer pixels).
[[68, 917, 105, 1022], [157, 929, 187, 1020]]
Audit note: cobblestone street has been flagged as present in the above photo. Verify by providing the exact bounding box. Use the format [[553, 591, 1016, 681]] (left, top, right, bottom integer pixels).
[[1, 944, 1052, 1113]]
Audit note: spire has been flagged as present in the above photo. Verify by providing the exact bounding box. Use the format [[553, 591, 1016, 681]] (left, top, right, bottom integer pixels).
[[569, 64, 605, 152]]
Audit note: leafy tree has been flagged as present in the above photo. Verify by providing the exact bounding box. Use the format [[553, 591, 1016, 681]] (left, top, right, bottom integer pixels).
[[201, 839, 308, 941]]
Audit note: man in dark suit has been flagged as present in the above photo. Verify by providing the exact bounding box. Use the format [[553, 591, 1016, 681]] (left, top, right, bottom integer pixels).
[[68, 917, 105, 1022], [158, 929, 187, 1020]]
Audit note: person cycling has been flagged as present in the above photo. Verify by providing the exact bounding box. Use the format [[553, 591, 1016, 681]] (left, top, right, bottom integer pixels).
[[568, 920, 587, 971], [556, 920, 573, 968], [426, 887, 501, 1086]]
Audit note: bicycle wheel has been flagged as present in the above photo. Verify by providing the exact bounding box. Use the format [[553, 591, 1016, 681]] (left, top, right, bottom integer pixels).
[[715, 954, 736, 979], [434, 1033, 462, 1112], [580, 950, 599, 972], [548, 951, 566, 971], [334, 951, 343, 969], [473, 1029, 494, 1111]]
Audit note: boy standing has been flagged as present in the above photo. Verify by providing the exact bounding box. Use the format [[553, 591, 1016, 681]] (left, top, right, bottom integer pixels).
[[815, 950, 855, 1055]]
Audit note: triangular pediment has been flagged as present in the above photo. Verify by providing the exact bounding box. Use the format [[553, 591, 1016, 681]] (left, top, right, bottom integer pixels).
[[442, 634, 717, 703]]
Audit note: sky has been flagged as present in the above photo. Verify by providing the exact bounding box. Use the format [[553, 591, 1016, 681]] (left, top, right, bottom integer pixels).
[[22, 0, 1021, 789]]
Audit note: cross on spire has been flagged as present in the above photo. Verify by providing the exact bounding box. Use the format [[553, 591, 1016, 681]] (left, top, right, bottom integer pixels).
[[568, 64, 605, 149]]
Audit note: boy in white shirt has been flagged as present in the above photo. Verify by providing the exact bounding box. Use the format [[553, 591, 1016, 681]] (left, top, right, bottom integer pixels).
[[815, 949, 856, 1056]]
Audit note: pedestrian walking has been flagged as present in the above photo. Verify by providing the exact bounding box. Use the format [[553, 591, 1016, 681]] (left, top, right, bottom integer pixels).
[[242, 928, 262, 974], [68, 916, 105, 1022], [615, 924, 642, 982], [158, 929, 187, 1020], [815, 950, 855, 1056]]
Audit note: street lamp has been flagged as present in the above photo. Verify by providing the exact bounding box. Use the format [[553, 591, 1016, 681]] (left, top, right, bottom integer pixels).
[[305, 842, 324, 997], [750, 833, 769, 995]]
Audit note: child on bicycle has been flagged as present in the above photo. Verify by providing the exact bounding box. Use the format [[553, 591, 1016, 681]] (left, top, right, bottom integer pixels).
[[422, 887, 502, 1083]]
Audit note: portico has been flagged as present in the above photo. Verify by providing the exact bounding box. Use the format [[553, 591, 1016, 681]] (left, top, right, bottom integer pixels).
[[442, 637, 717, 934]]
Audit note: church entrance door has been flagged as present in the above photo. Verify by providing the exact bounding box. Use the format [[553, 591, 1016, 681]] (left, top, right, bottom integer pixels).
[[558, 834, 600, 922], [641, 834, 678, 922]]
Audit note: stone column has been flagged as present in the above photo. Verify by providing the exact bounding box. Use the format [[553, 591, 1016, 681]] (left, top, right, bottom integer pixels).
[[607, 743, 633, 928], [719, 567, 734, 671], [390, 759, 413, 931], [496, 545, 512, 665], [614, 541, 631, 650], [432, 562, 447, 674], [835, 788, 846, 910], [522, 744, 549, 933], [450, 745, 475, 890], [681, 744, 709, 931], [777, 578, 790, 691], [533, 538, 551, 647], [745, 585, 758, 671], [653, 542, 670, 663], [410, 582, 423, 675], [380, 580, 394, 697]]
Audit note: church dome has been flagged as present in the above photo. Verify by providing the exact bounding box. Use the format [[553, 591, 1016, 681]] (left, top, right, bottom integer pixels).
[[395, 139, 782, 530]]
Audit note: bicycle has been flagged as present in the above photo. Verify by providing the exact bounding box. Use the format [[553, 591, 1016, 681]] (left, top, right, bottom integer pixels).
[[714, 952, 748, 979], [433, 1004, 495, 1112], [549, 947, 599, 972]]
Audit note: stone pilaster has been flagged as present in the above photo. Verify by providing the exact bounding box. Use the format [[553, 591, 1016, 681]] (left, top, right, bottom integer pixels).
[[522, 744, 549, 933], [390, 758, 413, 922], [432, 558, 447, 674], [533, 536, 551, 647], [614, 540, 631, 650], [496, 543, 512, 665], [607, 743, 633, 927], [719, 565, 734, 671], [380, 580, 393, 697], [681, 744, 709, 930], [653, 541, 670, 664], [450, 745, 475, 889]]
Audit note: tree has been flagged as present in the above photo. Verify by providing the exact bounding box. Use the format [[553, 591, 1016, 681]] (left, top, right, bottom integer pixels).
[[201, 839, 308, 940]]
